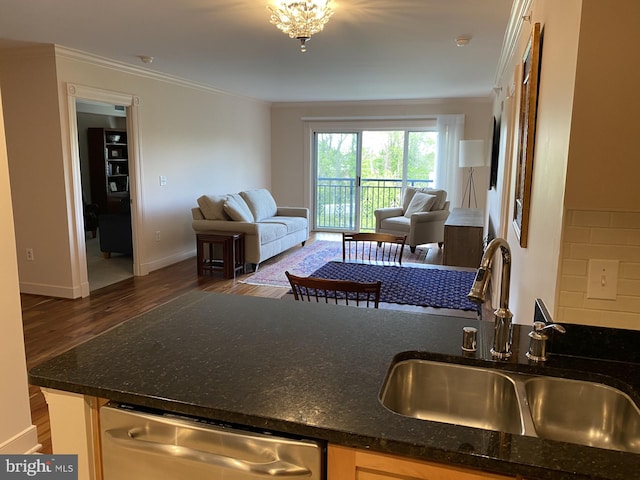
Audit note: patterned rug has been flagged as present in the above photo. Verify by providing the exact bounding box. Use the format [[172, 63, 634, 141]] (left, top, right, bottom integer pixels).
[[243, 240, 429, 288], [309, 261, 479, 311]]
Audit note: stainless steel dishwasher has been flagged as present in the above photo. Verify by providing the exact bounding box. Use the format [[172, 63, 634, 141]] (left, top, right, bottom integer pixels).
[[100, 403, 324, 479]]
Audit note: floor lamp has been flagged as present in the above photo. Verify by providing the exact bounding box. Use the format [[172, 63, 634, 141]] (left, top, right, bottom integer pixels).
[[459, 139, 485, 208]]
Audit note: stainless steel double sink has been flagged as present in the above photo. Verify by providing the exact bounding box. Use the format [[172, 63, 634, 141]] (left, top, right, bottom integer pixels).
[[379, 358, 640, 454]]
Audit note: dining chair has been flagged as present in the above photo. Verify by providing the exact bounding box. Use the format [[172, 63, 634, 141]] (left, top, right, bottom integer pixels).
[[342, 232, 407, 265], [285, 271, 381, 308]]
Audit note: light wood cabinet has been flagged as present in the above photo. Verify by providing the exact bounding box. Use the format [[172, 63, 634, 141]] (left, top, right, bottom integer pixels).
[[443, 208, 484, 268], [328, 444, 515, 480]]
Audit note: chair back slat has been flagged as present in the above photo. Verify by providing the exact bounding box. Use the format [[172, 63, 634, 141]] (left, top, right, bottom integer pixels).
[[342, 233, 407, 265], [285, 271, 381, 308]]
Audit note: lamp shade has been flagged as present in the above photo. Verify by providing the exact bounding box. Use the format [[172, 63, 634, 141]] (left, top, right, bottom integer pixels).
[[459, 140, 486, 168]]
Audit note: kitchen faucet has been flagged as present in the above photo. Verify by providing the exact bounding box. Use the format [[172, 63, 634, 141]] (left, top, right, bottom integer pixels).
[[467, 237, 513, 359]]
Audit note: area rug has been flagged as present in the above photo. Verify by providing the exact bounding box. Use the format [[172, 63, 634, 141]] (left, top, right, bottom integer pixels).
[[309, 261, 479, 311], [243, 240, 429, 287]]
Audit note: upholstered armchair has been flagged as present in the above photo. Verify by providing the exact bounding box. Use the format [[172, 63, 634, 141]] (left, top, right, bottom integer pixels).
[[374, 187, 450, 253]]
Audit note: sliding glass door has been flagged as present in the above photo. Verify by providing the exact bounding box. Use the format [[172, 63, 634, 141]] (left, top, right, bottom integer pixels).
[[314, 129, 437, 231]]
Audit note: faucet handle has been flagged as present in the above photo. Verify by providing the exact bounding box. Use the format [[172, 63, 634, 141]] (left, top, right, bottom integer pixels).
[[532, 321, 566, 335], [526, 321, 566, 362]]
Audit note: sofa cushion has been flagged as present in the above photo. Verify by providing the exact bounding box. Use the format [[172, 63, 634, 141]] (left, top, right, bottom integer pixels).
[[260, 216, 307, 234], [402, 187, 447, 212], [404, 192, 436, 217], [197, 194, 230, 220], [256, 222, 288, 244], [240, 189, 278, 222], [224, 194, 254, 222]]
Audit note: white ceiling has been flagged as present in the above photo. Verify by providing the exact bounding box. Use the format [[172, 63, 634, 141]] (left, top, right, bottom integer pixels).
[[0, 0, 514, 103]]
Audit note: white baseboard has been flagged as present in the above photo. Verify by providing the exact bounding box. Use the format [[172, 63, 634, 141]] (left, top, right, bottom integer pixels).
[[20, 250, 196, 297], [19, 282, 81, 299], [141, 249, 195, 275], [0, 425, 41, 454]]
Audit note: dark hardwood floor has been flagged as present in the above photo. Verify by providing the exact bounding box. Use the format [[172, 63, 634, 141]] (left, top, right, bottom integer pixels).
[[22, 233, 444, 453]]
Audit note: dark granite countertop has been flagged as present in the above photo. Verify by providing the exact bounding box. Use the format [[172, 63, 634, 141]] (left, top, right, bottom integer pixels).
[[29, 291, 640, 480]]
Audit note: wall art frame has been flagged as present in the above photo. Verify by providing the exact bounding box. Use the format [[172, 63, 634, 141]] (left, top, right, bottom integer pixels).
[[489, 115, 500, 190], [513, 22, 542, 248]]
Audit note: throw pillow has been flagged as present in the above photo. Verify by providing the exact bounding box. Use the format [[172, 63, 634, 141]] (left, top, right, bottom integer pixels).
[[223, 195, 254, 222], [420, 188, 447, 211], [197, 195, 230, 220], [402, 186, 421, 212], [404, 192, 436, 217], [239, 189, 277, 222]]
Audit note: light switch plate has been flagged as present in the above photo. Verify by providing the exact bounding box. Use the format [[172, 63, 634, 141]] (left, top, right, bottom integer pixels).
[[159, 175, 167, 186], [586, 259, 619, 300]]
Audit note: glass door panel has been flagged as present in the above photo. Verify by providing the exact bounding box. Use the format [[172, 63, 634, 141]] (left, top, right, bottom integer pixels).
[[407, 131, 438, 188], [360, 131, 404, 230], [315, 133, 358, 230]]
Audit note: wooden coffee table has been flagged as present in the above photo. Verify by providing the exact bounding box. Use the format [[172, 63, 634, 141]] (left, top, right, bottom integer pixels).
[[196, 232, 245, 279]]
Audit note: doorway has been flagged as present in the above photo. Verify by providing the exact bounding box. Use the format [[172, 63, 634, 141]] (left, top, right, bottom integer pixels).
[[66, 84, 142, 298], [76, 100, 133, 291]]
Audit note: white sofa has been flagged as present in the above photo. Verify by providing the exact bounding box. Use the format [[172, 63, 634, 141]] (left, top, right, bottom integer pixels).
[[374, 187, 450, 252], [191, 189, 309, 269]]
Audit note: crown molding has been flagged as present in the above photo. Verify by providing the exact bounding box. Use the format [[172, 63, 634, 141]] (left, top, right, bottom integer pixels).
[[54, 45, 270, 105], [273, 96, 492, 109], [494, 0, 534, 87]]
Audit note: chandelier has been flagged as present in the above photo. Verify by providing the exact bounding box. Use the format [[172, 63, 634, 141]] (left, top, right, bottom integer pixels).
[[268, 1, 334, 52]]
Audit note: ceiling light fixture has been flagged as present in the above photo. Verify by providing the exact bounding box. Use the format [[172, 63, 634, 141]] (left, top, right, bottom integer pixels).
[[455, 36, 471, 47], [268, 0, 334, 53]]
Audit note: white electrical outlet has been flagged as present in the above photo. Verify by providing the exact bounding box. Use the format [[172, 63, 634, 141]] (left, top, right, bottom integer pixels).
[[155, 231, 161, 241], [586, 259, 619, 300], [159, 175, 167, 186], [26, 248, 34, 261]]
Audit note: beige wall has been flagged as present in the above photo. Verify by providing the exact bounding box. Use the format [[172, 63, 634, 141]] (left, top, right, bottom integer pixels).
[[270, 99, 493, 212], [489, 0, 582, 325], [57, 52, 272, 277], [492, 0, 640, 329], [1, 46, 272, 296], [0, 46, 77, 297], [565, 0, 640, 210], [0, 85, 38, 453], [557, 0, 640, 328]]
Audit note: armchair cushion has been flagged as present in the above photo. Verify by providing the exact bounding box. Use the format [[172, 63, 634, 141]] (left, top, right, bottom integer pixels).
[[224, 194, 254, 222], [404, 192, 436, 217], [402, 187, 447, 212]]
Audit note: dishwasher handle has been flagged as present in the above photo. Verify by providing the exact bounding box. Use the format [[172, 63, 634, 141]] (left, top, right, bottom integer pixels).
[[105, 428, 312, 477]]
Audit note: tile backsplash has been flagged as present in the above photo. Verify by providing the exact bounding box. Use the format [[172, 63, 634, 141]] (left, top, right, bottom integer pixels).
[[558, 210, 640, 330]]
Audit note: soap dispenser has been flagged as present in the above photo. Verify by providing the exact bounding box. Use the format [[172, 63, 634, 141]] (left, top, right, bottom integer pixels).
[[526, 321, 566, 362]]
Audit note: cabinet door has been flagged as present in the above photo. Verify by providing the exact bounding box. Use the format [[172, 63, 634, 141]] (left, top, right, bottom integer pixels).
[[328, 444, 514, 480]]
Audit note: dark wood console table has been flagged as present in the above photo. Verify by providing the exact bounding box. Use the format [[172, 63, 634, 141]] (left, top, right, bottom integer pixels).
[[443, 208, 484, 268], [196, 232, 245, 279]]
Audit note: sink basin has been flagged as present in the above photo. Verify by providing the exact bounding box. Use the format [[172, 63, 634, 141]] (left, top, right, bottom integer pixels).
[[380, 357, 640, 453], [524, 376, 640, 453], [379, 359, 524, 435]]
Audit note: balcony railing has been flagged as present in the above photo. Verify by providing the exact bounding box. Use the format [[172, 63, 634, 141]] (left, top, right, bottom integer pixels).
[[316, 177, 433, 231]]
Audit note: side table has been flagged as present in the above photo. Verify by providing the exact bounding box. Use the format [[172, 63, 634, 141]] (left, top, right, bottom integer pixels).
[[196, 232, 245, 279], [443, 208, 484, 268]]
